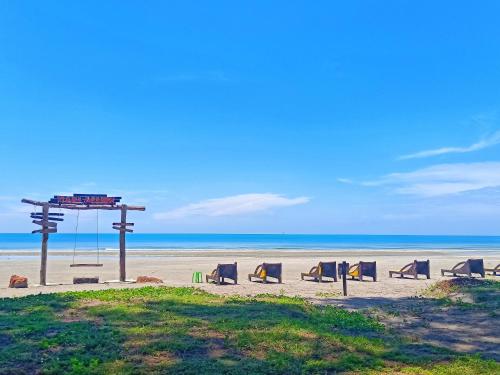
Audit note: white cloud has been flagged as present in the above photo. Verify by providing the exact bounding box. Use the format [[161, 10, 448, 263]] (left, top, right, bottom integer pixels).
[[399, 131, 500, 160], [366, 162, 500, 197], [154, 193, 310, 220], [337, 178, 353, 184]]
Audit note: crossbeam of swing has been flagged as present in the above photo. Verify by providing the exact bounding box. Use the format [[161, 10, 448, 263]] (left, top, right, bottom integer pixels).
[[22, 198, 145, 211]]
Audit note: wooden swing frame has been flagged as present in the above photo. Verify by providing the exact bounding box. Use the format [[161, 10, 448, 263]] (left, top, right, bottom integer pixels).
[[22, 197, 145, 286]]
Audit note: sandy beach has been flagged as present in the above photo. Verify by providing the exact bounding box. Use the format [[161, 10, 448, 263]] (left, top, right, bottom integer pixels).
[[1, 249, 499, 300]]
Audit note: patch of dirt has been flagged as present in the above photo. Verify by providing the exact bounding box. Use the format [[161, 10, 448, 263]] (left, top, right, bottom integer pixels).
[[369, 299, 500, 360], [129, 351, 178, 366], [310, 279, 500, 360]]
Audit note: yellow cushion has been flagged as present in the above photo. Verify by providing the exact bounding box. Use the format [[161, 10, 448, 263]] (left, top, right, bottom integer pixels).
[[260, 269, 267, 278], [349, 267, 359, 277], [318, 265, 322, 275]]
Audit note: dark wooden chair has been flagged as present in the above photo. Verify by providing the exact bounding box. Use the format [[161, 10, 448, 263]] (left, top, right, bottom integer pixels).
[[485, 263, 499, 276], [348, 261, 377, 281], [301, 261, 337, 282], [248, 263, 282, 283], [389, 260, 430, 279], [206, 262, 238, 285], [441, 259, 485, 278]]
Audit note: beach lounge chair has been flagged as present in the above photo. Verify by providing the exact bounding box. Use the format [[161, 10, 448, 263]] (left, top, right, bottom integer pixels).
[[389, 260, 430, 280], [301, 261, 337, 282], [206, 262, 238, 285], [485, 263, 500, 276], [348, 261, 377, 281], [248, 263, 282, 283], [441, 259, 485, 278]]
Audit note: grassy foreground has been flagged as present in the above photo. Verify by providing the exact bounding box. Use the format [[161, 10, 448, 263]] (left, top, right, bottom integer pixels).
[[0, 286, 497, 374]]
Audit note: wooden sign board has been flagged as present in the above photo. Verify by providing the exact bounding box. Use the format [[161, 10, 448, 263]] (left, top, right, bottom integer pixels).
[[112, 222, 134, 226], [32, 220, 58, 228], [112, 226, 133, 233], [30, 214, 64, 222], [32, 228, 57, 234], [30, 212, 64, 216], [49, 194, 121, 206]]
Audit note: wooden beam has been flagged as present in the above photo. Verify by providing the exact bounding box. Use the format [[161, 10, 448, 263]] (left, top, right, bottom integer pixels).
[[40, 204, 49, 286], [112, 222, 134, 226], [32, 220, 58, 227], [119, 205, 127, 282], [22, 198, 145, 211]]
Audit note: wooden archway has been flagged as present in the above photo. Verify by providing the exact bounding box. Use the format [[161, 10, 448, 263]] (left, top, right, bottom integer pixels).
[[22, 195, 146, 285]]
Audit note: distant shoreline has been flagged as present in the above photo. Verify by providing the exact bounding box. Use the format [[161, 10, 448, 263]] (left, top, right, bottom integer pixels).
[[2, 247, 499, 259]]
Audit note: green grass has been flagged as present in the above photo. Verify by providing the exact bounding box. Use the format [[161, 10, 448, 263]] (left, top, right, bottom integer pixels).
[[423, 278, 500, 311], [0, 286, 497, 374]]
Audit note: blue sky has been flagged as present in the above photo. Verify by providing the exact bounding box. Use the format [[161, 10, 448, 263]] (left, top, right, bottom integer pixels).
[[1, 1, 500, 234]]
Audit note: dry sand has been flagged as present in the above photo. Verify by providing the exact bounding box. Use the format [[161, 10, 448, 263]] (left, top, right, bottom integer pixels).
[[1, 249, 499, 299]]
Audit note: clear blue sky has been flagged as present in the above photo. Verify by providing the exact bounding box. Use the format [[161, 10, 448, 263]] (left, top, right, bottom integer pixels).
[[1, 1, 499, 234]]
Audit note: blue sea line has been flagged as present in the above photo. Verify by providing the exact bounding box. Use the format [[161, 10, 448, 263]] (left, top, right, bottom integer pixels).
[[0, 233, 499, 251]]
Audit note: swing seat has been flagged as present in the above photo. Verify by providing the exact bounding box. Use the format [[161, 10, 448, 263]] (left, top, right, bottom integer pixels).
[[70, 263, 103, 267]]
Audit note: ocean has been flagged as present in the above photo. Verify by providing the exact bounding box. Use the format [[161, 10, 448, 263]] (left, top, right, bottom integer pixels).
[[0, 233, 499, 251]]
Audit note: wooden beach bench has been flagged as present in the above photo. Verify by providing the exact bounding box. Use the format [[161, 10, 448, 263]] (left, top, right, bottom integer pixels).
[[248, 263, 282, 283], [301, 261, 337, 282], [485, 263, 500, 276], [389, 260, 430, 280], [441, 259, 485, 278], [347, 261, 377, 281], [206, 262, 238, 285]]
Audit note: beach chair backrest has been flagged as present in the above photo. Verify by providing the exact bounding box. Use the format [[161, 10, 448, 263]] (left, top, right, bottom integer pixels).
[[467, 259, 484, 274], [218, 263, 237, 279], [320, 262, 336, 277], [264, 263, 282, 279], [415, 260, 429, 275], [360, 261, 376, 277]]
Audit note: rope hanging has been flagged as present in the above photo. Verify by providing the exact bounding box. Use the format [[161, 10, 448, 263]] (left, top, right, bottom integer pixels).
[[72, 209, 80, 265], [96, 209, 100, 264], [70, 208, 103, 268]]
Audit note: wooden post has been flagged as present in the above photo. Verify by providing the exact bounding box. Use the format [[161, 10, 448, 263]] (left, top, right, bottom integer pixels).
[[119, 204, 127, 282], [341, 261, 348, 296], [40, 203, 49, 286]]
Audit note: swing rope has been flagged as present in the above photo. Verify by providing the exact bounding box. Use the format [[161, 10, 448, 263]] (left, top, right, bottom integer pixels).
[[96, 209, 100, 264], [70, 208, 103, 268], [72, 209, 80, 265]]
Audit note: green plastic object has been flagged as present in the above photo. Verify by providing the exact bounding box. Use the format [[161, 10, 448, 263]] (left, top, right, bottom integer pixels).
[[192, 271, 203, 283]]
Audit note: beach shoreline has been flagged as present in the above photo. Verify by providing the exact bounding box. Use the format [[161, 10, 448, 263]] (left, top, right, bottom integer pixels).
[[1, 248, 498, 299]]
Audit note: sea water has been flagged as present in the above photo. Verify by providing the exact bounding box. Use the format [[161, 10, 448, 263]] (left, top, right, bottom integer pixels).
[[0, 233, 499, 251]]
